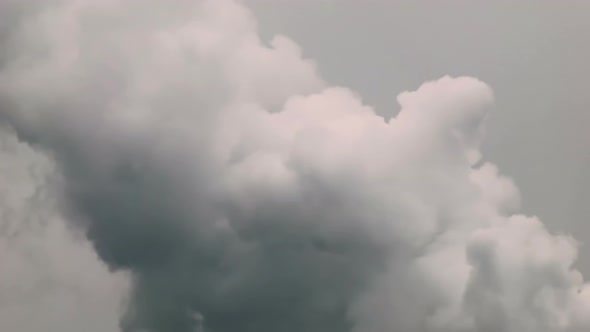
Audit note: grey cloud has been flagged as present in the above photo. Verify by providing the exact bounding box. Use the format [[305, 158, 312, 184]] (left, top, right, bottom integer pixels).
[[1, 1, 589, 332], [0, 125, 128, 332]]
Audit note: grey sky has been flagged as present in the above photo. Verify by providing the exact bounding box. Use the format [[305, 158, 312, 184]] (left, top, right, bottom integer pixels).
[[248, 0, 590, 271]]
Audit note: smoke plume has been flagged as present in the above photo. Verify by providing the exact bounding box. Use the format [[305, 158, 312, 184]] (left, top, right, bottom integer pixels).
[[1, 1, 590, 332]]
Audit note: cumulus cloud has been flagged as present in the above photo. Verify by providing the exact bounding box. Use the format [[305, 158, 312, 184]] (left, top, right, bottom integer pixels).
[[0, 125, 129, 332], [0, 1, 589, 332]]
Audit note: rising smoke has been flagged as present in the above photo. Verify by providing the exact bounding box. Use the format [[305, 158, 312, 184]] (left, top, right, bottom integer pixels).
[[1, 1, 590, 332]]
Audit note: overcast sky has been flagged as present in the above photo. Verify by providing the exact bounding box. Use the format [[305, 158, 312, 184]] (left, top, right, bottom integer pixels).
[[2, 1, 590, 332], [249, 0, 590, 271]]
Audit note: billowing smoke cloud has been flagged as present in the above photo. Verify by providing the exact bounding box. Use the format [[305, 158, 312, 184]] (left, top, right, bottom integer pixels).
[[1, 1, 590, 332]]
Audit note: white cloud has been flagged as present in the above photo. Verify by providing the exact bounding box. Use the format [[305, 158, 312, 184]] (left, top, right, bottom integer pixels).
[[0, 1, 588, 332]]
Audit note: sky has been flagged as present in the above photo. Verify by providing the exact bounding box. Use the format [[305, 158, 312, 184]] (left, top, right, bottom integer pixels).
[[0, 1, 589, 332]]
